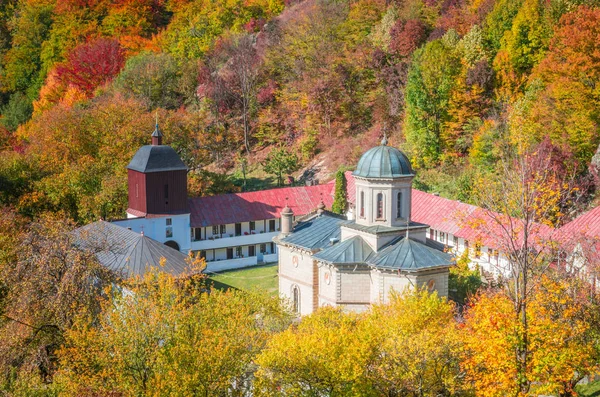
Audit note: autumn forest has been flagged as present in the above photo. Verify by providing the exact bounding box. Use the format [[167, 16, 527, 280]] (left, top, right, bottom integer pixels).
[[1, 0, 600, 395]]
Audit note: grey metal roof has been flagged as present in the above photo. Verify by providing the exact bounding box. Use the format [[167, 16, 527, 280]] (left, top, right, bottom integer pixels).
[[73, 221, 191, 278], [368, 237, 453, 271], [281, 214, 348, 251], [127, 145, 188, 173], [313, 235, 374, 264], [353, 144, 413, 179], [343, 221, 428, 235]]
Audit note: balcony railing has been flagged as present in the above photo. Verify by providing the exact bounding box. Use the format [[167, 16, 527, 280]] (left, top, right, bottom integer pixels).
[[191, 231, 279, 251]]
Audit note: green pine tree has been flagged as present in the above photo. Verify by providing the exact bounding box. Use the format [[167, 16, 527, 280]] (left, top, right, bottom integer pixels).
[[331, 170, 348, 214]]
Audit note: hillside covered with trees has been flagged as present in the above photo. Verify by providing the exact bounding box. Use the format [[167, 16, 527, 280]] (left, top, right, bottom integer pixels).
[[1, 0, 600, 223]]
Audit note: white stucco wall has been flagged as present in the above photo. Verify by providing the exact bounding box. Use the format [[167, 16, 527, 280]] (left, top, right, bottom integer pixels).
[[318, 264, 337, 307], [339, 270, 371, 303], [278, 245, 315, 316], [113, 213, 191, 253]]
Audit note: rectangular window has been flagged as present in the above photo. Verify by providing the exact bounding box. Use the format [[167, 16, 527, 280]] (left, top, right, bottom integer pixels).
[[492, 249, 499, 263], [396, 192, 402, 218], [212, 225, 219, 235], [270, 242, 275, 253], [260, 243, 266, 253], [235, 223, 242, 236], [236, 246, 242, 257], [199, 250, 206, 259], [194, 228, 201, 241], [249, 221, 255, 231], [164, 184, 169, 199], [166, 218, 172, 226], [376, 193, 384, 219], [360, 191, 365, 218], [136, 183, 139, 198], [434, 230, 438, 240], [429, 229, 433, 239], [166, 227, 173, 238], [226, 248, 233, 259], [440, 232, 445, 243], [220, 224, 226, 234], [453, 236, 458, 246], [269, 220, 276, 232], [248, 245, 255, 257]]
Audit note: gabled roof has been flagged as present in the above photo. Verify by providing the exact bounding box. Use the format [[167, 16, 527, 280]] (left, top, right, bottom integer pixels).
[[560, 205, 600, 239], [280, 213, 348, 251], [127, 145, 188, 173], [368, 237, 453, 271], [188, 183, 334, 227], [313, 235, 374, 264], [73, 221, 191, 278], [411, 189, 478, 235]]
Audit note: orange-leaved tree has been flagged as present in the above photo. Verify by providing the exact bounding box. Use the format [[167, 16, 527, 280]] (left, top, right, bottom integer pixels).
[[462, 275, 598, 396]]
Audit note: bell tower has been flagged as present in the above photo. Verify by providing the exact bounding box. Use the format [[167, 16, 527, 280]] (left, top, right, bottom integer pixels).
[[126, 123, 189, 218]]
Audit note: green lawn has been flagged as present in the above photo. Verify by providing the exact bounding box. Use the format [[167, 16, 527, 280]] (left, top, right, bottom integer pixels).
[[207, 263, 278, 296], [578, 380, 600, 396]]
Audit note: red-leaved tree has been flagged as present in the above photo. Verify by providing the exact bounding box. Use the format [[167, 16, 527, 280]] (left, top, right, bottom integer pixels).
[[56, 38, 125, 96]]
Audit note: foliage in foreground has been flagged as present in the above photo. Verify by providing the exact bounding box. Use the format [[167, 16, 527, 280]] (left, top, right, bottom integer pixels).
[[54, 270, 293, 396], [255, 289, 466, 396]]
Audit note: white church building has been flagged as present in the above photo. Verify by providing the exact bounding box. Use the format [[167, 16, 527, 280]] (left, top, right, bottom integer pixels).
[[275, 138, 455, 315]]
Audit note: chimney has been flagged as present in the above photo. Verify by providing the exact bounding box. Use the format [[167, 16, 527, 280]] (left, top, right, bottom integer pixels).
[[346, 206, 355, 221], [280, 203, 294, 237], [317, 200, 326, 215]]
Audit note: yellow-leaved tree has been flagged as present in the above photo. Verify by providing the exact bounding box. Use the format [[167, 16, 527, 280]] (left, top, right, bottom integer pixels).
[[365, 289, 466, 397], [255, 289, 467, 397], [254, 307, 375, 396], [54, 268, 293, 396]]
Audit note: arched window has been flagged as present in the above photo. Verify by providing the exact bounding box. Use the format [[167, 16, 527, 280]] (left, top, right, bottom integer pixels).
[[360, 191, 365, 218], [396, 192, 402, 218], [292, 285, 300, 313], [376, 193, 384, 219]]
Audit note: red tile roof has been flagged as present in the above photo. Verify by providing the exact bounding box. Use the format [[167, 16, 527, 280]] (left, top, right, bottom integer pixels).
[[188, 183, 334, 227], [558, 206, 600, 255], [560, 206, 600, 239], [188, 171, 568, 252], [411, 189, 478, 235], [346, 172, 553, 251]]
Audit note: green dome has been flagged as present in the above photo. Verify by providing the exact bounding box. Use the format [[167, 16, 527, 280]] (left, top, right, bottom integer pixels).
[[353, 142, 413, 179]]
